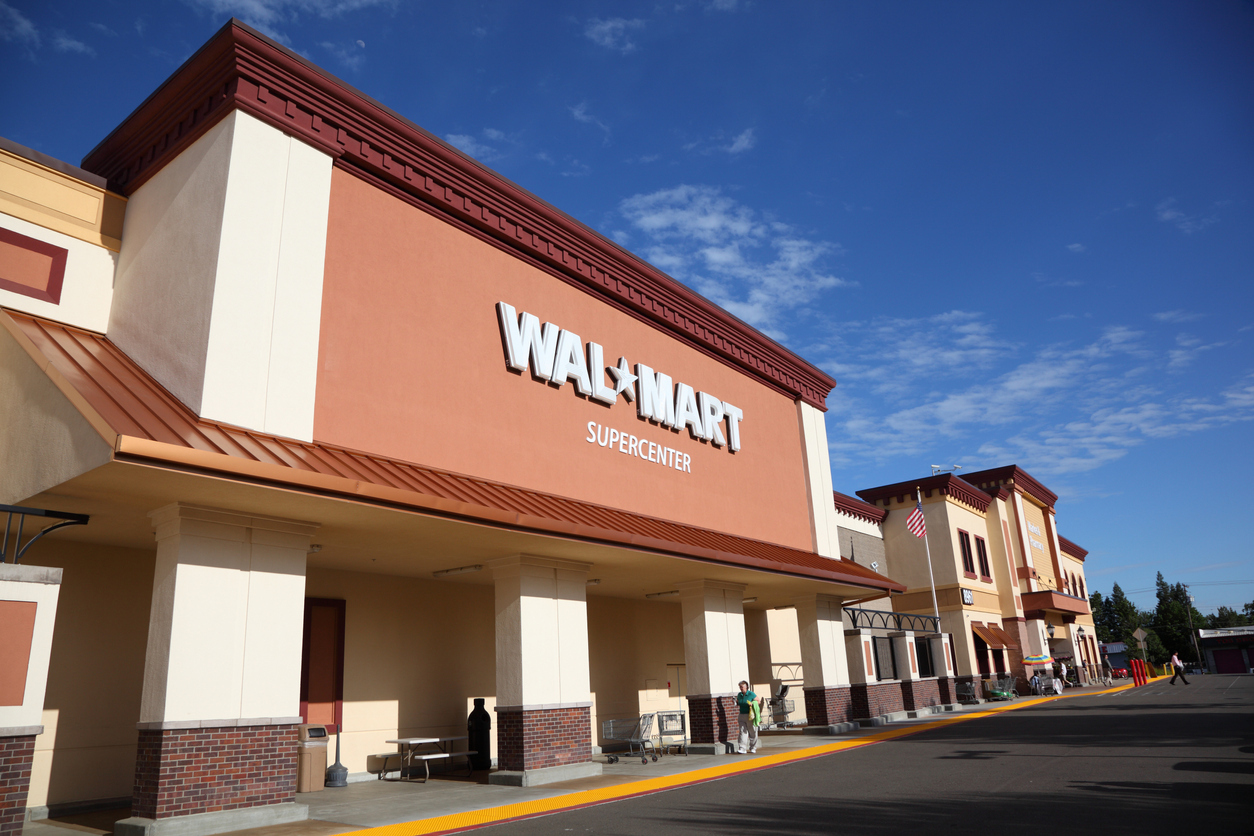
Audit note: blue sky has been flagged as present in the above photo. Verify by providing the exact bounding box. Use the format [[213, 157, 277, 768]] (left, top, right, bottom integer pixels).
[[3, 1, 1252, 615]]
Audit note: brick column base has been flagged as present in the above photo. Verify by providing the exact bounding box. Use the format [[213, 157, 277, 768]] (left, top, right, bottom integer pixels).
[[0, 735, 35, 836], [936, 676, 956, 704], [802, 686, 852, 726], [132, 724, 297, 820], [686, 695, 737, 744], [496, 706, 591, 772], [900, 678, 942, 711], [849, 682, 905, 719]]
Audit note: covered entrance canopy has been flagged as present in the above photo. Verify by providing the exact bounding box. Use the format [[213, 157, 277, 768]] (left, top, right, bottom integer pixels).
[[3, 309, 899, 605]]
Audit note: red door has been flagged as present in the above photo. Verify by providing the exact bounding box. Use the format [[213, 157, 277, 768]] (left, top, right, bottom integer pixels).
[[1213, 648, 1245, 674], [301, 598, 345, 732]]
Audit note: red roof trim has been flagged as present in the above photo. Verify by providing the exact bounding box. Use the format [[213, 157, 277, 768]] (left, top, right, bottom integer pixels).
[[855, 473, 991, 514], [79, 19, 836, 410], [962, 465, 1058, 509], [832, 490, 887, 525], [1058, 536, 1088, 561]]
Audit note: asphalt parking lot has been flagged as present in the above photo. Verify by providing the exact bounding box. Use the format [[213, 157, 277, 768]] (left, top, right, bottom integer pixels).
[[479, 675, 1254, 835]]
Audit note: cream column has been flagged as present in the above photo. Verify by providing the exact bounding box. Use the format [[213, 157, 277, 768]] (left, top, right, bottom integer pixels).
[[679, 580, 748, 751], [891, 632, 920, 681], [489, 555, 599, 786], [139, 504, 317, 725], [122, 504, 318, 835], [794, 594, 854, 733]]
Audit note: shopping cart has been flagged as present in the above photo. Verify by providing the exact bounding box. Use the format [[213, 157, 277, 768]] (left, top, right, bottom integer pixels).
[[602, 713, 658, 764], [762, 684, 798, 729], [655, 709, 688, 755]]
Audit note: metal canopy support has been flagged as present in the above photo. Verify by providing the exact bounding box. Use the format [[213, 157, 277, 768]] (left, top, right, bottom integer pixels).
[[1, 503, 89, 564], [844, 606, 940, 634]]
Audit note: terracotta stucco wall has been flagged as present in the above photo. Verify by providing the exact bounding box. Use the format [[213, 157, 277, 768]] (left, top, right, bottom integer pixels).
[[316, 169, 814, 550]]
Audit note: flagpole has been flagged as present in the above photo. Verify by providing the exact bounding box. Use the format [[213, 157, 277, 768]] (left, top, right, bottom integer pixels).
[[918, 487, 941, 630]]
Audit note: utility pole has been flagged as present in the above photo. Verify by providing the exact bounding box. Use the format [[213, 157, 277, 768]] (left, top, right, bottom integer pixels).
[[1185, 590, 1204, 672]]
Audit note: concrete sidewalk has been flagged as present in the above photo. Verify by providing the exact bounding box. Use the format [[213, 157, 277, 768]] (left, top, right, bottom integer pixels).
[[26, 680, 1144, 836]]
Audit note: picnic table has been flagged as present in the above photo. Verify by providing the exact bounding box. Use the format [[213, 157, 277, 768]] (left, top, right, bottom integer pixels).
[[381, 736, 474, 782]]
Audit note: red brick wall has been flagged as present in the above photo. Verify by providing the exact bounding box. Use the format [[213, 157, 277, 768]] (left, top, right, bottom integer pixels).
[[686, 695, 737, 744], [900, 678, 942, 710], [496, 706, 591, 772], [849, 681, 905, 719], [936, 676, 955, 704], [132, 724, 296, 820], [0, 735, 35, 836], [803, 685, 852, 725]]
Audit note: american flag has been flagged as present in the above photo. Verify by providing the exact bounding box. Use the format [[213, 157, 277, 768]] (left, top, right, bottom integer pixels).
[[906, 498, 927, 538]]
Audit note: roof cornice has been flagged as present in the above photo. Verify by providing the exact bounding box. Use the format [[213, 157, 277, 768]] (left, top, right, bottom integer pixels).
[[1058, 536, 1088, 561], [963, 465, 1058, 509], [856, 473, 991, 514], [832, 490, 887, 525], [80, 19, 836, 409]]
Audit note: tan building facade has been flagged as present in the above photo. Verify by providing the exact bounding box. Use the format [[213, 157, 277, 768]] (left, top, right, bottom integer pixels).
[[858, 466, 1095, 697]]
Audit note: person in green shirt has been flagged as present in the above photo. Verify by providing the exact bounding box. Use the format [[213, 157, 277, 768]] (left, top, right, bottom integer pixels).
[[735, 680, 759, 753]]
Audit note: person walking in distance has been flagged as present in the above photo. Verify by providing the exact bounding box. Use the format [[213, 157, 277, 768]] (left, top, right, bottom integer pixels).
[[735, 680, 759, 754], [1170, 651, 1190, 685]]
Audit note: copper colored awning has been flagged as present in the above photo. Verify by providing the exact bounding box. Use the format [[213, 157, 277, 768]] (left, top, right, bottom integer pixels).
[[971, 622, 1005, 649], [988, 624, 1019, 649], [2, 309, 905, 594]]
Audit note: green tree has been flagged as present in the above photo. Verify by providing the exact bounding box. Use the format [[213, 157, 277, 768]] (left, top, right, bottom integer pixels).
[[1209, 606, 1251, 628], [1089, 591, 1114, 641], [1109, 582, 1141, 648], [1151, 572, 1206, 664]]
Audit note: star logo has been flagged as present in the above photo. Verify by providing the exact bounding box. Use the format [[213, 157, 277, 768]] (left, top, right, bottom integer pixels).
[[607, 357, 637, 401]]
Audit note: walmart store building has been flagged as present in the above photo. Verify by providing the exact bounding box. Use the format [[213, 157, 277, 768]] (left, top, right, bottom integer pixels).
[[0, 20, 908, 836]]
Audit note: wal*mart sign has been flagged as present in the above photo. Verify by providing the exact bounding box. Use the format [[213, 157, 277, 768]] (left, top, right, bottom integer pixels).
[[496, 302, 744, 452]]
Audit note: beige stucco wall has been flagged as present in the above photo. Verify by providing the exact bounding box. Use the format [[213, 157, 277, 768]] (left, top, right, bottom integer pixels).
[[0, 318, 113, 506], [25, 540, 154, 808], [109, 110, 332, 441], [587, 596, 687, 744], [303, 567, 497, 774]]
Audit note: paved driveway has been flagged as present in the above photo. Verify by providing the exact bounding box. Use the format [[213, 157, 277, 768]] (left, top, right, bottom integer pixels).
[[479, 675, 1254, 835]]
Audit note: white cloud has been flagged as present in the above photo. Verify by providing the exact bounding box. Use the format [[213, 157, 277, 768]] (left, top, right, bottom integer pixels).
[[319, 40, 363, 70], [1067, 243, 1086, 253], [583, 17, 644, 54], [724, 128, 756, 154], [1167, 333, 1226, 372], [1, 1, 40, 52], [444, 133, 502, 163], [705, 0, 746, 9], [52, 31, 94, 55], [1153, 310, 1203, 323], [619, 185, 849, 338], [185, 0, 391, 41], [569, 102, 610, 141], [1156, 197, 1218, 234], [823, 315, 1254, 477], [89, 22, 117, 36]]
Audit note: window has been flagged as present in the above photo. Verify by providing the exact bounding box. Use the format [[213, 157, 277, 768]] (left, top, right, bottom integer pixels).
[[873, 636, 897, 681], [915, 637, 934, 678], [958, 530, 976, 577], [975, 535, 992, 580], [1079, 577, 1086, 597]]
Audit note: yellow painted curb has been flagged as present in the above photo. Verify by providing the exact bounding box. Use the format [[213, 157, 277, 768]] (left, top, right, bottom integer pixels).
[[339, 682, 1138, 836]]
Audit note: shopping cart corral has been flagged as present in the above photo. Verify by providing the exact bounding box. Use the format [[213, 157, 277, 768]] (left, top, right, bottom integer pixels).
[[602, 713, 658, 764]]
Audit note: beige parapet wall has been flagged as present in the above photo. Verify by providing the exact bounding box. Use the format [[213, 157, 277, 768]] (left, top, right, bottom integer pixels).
[[0, 144, 125, 252]]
